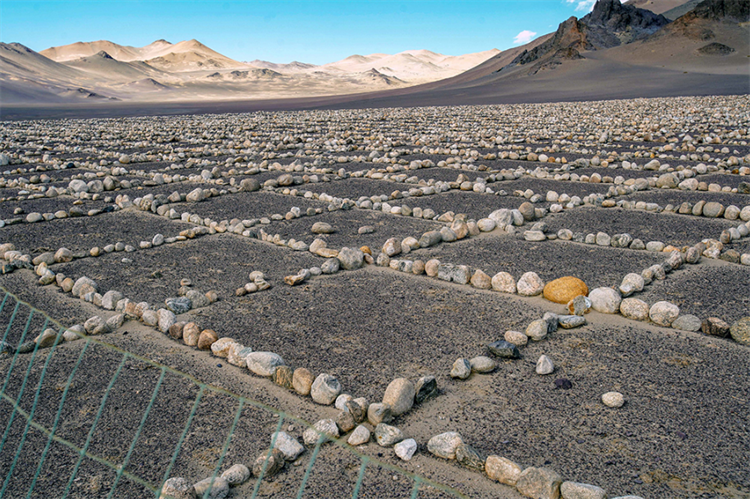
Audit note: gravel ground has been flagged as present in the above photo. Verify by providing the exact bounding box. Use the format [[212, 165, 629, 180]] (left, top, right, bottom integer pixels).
[[543, 207, 739, 247], [694, 173, 750, 189], [409, 234, 664, 289], [495, 178, 610, 198], [303, 178, 405, 199], [414, 191, 526, 221], [168, 191, 329, 222], [0, 195, 113, 221], [1, 210, 193, 256], [624, 190, 750, 210], [637, 260, 750, 324]]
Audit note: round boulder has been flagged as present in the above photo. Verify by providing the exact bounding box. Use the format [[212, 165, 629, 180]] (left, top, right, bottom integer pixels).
[[542, 276, 588, 304]]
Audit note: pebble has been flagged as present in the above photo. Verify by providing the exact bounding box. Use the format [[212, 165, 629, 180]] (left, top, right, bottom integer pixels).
[[450, 358, 472, 379], [382, 378, 415, 416], [456, 442, 485, 471], [414, 375, 438, 403], [602, 391, 625, 408], [560, 481, 607, 499], [427, 432, 464, 459], [394, 438, 418, 461], [303, 419, 339, 445], [730, 317, 750, 345], [619, 273, 644, 297], [702, 317, 730, 337], [557, 315, 586, 329], [620, 298, 650, 321], [252, 448, 286, 479], [310, 373, 342, 405], [487, 340, 521, 358], [158, 477, 195, 499], [311, 221, 335, 234], [367, 402, 393, 425], [649, 301, 680, 327], [192, 476, 229, 499], [588, 287, 621, 314], [375, 423, 404, 447], [504, 330, 528, 346], [246, 352, 284, 377], [469, 356, 497, 373], [220, 464, 250, 486], [671, 314, 702, 332], [337, 247, 364, 270], [293, 367, 315, 395], [485, 455, 523, 486], [491, 272, 517, 293], [348, 425, 371, 446], [515, 467, 562, 499], [536, 355, 554, 375], [516, 272, 544, 296]]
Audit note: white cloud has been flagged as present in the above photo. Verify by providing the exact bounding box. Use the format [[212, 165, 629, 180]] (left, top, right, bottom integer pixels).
[[513, 30, 538, 45], [564, 0, 597, 12]]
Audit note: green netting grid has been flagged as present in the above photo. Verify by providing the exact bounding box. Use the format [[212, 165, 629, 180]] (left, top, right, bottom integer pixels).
[[0, 285, 469, 499]]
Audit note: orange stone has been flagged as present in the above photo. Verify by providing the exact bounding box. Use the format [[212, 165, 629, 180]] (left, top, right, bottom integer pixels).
[[543, 276, 589, 304]]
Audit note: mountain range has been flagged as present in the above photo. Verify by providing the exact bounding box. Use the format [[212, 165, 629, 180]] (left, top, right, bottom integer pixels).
[[0, 0, 747, 117]]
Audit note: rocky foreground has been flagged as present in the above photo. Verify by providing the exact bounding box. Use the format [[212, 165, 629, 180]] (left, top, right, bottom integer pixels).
[[0, 94, 749, 498]]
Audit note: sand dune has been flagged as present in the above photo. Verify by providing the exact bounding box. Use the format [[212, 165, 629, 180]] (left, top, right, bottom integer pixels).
[[63, 51, 165, 81]]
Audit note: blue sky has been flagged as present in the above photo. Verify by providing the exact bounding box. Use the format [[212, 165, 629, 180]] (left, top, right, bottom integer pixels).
[[0, 1, 596, 64]]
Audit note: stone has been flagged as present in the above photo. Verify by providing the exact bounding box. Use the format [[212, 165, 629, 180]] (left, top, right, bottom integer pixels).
[[536, 355, 554, 375], [649, 301, 680, 327], [383, 238, 402, 256], [524, 230, 546, 241], [487, 340, 521, 359], [311, 222, 335, 234], [595, 232, 611, 246], [72, 277, 98, 297], [702, 317, 731, 337], [337, 247, 364, 270], [519, 201, 536, 221], [515, 467, 562, 499], [567, 295, 592, 316], [450, 358, 472, 379], [504, 330, 528, 347], [367, 402, 393, 425], [602, 391, 625, 408], [321, 258, 340, 274], [730, 317, 750, 345], [427, 432, 464, 460], [559, 482, 607, 499], [415, 376, 438, 403], [228, 345, 252, 367], [491, 272, 517, 293], [336, 409, 356, 433], [543, 277, 588, 304], [166, 297, 192, 314], [303, 419, 339, 446], [221, 464, 251, 486], [702, 201, 724, 218], [348, 425, 371, 446], [620, 298, 649, 321], [311, 373, 342, 405], [456, 442, 485, 471], [375, 423, 404, 447], [470, 269, 492, 289], [588, 287, 621, 314], [84, 316, 109, 335], [272, 365, 294, 389], [35, 328, 59, 348], [672, 314, 702, 332], [477, 218, 496, 231], [486, 455, 523, 486], [246, 352, 284, 377], [419, 231, 443, 248], [382, 378, 415, 416], [157, 309, 176, 333], [437, 263, 470, 284], [159, 477, 196, 499], [293, 368, 315, 395], [526, 319, 550, 341], [619, 273, 645, 297], [470, 356, 497, 373], [209, 337, 235, 357], [252, 448, 285, 479], [557, 315, 586, 329], [100, 290, 123, 310], [183, 322, 201, 346], [395, 438, 418, 461], [197, 329, 219, 350], [54, 247, 73, 263], [192, 477, 228, 499], [517, 272, 544, 296], [239, 178, 261, 192]]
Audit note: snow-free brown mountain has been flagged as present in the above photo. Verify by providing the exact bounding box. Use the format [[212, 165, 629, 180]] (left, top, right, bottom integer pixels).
[[1, 0, 747, 119]]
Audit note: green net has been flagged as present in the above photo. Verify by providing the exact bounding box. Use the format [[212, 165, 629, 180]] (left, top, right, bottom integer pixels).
[[0, 285, 468, 499]]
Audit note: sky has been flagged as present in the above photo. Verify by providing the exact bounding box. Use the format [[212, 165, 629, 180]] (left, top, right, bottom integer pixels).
[[0, 0, 597, 64]]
